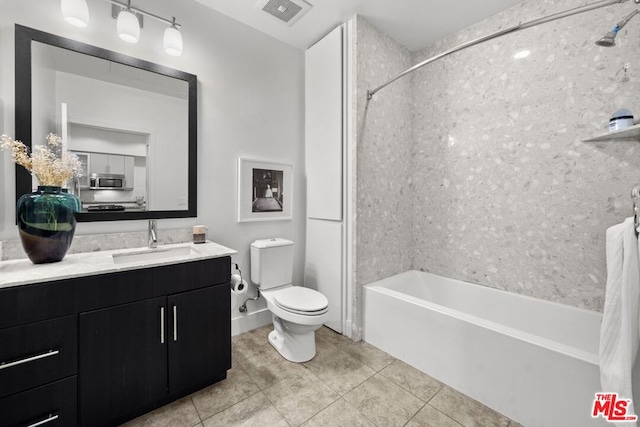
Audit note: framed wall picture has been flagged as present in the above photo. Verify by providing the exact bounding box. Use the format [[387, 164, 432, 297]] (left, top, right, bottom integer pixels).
[[237, 158, 293, 222]]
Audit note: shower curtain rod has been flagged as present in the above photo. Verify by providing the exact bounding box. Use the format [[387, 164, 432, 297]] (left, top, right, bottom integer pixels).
[[367, 0, 635, 100]]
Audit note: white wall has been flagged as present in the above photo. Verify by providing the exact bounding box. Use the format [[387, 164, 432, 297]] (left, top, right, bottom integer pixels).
[[0, 0, 305, 324], [31, 46, 57, 149]]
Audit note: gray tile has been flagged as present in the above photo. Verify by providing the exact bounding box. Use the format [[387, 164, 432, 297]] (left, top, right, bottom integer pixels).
[[379, 360, 442, 402], [315, 333, 340, 357], [121, 396, 200, 427], [232, 325, 274, 363], [429, 386, 510, 427], [316, 326, 353, 349], [304, 349, 375, 395], [301, 398, 376, 427], [264, 370, 339, 427], [202, 392, 288, 427], [407, 404, 464, 427], [508, 422, 525, 427], [342, 341, 396, 371], [191, 366, 260, 420], [239, 347, 309, 389], [344, 374, 424, 427]]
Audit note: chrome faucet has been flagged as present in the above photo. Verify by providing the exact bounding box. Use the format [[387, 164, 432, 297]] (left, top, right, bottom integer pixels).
[[148, 220, 158, 248]]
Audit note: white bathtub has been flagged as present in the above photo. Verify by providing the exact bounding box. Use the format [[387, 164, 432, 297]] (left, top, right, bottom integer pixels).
[[363, 270, 606, 427]]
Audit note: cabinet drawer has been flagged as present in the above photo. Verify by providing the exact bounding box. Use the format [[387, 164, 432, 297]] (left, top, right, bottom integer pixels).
[[0, 376, 77, 427], [80, 256, 232, 311], [0, 257, 232, 329], [0, 280, 78, 330], [0, 316, 77, 398]]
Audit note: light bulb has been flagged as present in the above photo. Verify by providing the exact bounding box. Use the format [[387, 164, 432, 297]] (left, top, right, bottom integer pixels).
[[163, 26, 183, 56], [61, 0, 89, 28], [117, 9, 140, 44]]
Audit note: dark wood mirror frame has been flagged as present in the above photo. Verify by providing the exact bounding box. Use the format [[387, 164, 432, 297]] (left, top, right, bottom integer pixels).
[[14, 24, 197, 222]]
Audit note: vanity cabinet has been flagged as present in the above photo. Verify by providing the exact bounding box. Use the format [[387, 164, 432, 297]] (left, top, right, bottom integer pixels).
[[168, 285, 231, 396], [79, 297, 168, 426], [80, 286, 231, 426], [0, 256, 231, 427]]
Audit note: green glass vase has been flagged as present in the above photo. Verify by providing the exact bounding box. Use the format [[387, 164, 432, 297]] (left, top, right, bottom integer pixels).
[[17, 186, 82, 264]]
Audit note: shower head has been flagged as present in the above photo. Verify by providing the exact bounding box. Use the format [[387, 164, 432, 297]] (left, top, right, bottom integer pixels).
[[596, 29, 619, 46], [596, 8, 640, 47]]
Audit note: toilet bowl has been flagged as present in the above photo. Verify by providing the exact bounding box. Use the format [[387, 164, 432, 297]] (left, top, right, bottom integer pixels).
[[261, 285, 329, 362], [250, 238, 329, 363]]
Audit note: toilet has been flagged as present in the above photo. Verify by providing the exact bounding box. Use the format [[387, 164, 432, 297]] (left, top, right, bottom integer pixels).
[[251, 238, 329, 362]]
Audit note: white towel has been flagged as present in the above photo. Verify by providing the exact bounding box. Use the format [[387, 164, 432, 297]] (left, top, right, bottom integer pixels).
[[600, 217, 640, 426]]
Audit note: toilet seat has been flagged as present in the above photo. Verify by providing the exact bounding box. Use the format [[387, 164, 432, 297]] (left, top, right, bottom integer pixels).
[[273, 286, 328, 316]]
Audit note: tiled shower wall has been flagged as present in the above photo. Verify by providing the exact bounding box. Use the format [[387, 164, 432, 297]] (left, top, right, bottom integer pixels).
[[354, 18, 414, 338], [356, 0, 640, 319], [410, 0, 640, 311]]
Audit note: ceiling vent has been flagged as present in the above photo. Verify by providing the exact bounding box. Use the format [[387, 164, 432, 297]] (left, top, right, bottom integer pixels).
[[256, 0, 312, 26]]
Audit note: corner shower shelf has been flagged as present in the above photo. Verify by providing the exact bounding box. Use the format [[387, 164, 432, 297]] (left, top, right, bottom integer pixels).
[[582, 123, 640, 142]]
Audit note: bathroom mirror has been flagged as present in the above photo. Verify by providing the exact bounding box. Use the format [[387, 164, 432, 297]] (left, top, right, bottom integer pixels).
[[14, 25, 197, 221]]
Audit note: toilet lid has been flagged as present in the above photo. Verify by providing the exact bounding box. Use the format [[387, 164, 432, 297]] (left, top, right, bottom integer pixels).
[[274, 286, 328, 314]]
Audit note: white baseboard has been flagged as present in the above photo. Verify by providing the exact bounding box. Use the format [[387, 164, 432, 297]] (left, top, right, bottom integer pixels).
[[231, 308, 272, 337]]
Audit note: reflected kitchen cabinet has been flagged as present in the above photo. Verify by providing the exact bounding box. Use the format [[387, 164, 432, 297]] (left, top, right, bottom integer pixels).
[[73, 152, 136, 190], [75, 152, 90, 188], [124, 156, 134, 190], [89, 153, 108, 175], [91, 154, 126, 175]]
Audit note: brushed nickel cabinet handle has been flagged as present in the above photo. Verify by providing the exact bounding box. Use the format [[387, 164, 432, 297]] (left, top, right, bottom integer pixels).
[[173, 305, 178, 342], [26, 413, 59, 427], [160, 307, 165, 344], [0, 350, 59, 370]]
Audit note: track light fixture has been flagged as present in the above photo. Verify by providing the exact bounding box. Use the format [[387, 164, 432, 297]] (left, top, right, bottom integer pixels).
[[61, 0, 90, 28], [116, 1, 140, 43], [163, 18, 183, 57], [60, 0, 184, 56]]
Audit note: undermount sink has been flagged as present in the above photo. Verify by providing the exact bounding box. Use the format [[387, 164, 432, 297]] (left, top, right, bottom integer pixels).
[[112, 246, 200, 264]]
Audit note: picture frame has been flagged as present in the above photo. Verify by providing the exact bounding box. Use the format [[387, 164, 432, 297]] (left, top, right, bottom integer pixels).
[[237, 158, 293, 222]]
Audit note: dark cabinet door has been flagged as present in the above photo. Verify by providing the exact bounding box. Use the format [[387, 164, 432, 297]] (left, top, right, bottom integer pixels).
[[168, 285, 231, 397], [79, 297, 168, 427]]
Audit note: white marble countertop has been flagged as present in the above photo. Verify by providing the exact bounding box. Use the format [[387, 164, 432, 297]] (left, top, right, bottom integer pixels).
[[0, 241, 237, 289]]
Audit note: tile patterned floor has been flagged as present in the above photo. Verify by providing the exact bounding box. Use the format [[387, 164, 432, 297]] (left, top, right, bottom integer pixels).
[[123, 325, 524, 427]]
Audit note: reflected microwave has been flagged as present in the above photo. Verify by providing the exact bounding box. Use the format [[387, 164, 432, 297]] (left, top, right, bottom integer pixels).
[[89, 173, 126, 190]]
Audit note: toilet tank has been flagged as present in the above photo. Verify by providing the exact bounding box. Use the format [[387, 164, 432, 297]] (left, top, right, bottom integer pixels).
[[250, 238, 294, 290]]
